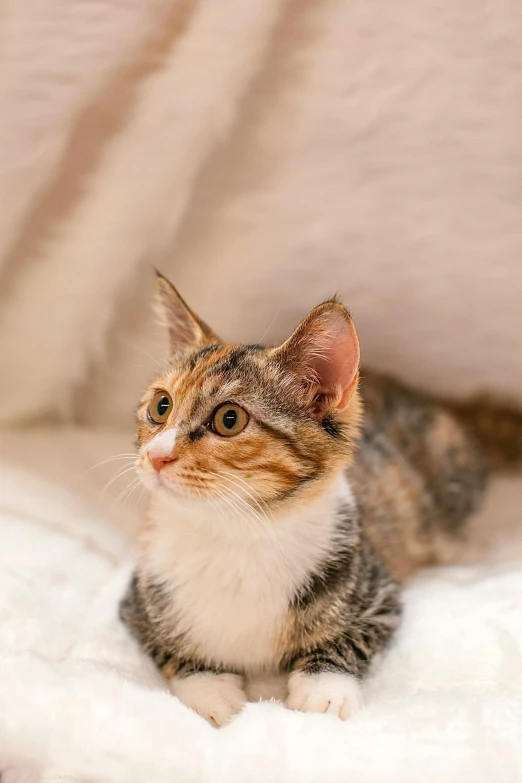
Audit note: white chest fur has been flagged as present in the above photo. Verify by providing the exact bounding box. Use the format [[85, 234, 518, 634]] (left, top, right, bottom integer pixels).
[[144, 476, 354, 672]]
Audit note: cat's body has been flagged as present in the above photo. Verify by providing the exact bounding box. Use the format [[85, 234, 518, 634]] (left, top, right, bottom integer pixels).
[[352, 373, 487, 580], [120, 274, 521, 726]]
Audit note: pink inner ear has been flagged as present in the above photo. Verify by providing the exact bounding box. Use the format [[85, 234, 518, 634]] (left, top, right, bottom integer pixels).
[[308, 314, 360, 413]]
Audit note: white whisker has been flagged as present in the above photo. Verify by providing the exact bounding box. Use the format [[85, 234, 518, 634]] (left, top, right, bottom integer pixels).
[[101, 464, 138, 497], [110, 477, 142, 508], [257, 305, 281, 345], [76, 453, 136, 479], [119, 338, 163, 371]]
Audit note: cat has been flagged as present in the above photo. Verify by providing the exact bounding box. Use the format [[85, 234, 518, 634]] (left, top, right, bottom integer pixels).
[[120, 271, 522, 727]]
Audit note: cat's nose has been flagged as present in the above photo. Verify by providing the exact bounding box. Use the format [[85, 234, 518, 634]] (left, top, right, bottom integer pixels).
[[147, 428, 178, 473], [149, 453, 177, 472]]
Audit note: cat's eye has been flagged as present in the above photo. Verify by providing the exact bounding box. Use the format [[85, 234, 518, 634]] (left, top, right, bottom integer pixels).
[[148, 391, 173, 425], [211, 403, 249, 437]]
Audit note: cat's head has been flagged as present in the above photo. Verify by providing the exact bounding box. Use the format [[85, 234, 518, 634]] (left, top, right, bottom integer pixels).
[[136, 273, 361, 514]]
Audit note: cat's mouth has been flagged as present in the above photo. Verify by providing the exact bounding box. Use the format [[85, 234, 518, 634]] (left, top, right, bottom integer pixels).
[[147, 470, 197, 500], [138, 463, 264, 516], [138, 463, 216, 503], [156, 473, 176, 494]]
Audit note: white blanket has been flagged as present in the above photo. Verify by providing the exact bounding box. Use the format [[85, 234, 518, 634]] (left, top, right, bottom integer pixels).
[[2, 427, 522, 783]]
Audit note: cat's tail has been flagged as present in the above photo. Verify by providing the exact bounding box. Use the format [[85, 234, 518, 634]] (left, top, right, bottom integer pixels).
[[450, 398, 522, 470]]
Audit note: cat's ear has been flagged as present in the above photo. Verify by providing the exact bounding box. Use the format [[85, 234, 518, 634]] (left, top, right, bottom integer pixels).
[[274, 299, 360, 417], [155, 271, 219, 354]]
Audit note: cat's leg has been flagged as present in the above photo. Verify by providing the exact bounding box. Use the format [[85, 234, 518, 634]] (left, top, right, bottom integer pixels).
[[170, 665, 247, 727], [286, 647, 365, 720], [285, 542, 401, 720], [120, 574, 246, 727]]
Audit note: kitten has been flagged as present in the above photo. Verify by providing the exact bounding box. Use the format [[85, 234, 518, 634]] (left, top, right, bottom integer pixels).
[[120, 272, 522, 727]]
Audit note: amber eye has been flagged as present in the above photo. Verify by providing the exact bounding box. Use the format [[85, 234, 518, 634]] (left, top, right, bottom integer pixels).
[[147, 391, 172, 425], [211, 403, 249, 437]]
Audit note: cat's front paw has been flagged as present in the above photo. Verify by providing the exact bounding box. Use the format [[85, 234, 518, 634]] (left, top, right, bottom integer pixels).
[[286, 671, 364, 720], [171, 672, 246, 727]]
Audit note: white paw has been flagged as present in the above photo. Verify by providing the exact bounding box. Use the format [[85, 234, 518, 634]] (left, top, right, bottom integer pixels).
[[171, 672, 246, 727], [286, 671, 364, 720]]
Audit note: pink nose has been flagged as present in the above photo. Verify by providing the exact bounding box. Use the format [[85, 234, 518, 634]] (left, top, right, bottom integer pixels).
[[149, 453, 177, 472]]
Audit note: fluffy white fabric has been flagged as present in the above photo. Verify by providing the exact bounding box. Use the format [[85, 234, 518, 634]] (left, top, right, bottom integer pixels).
[[1, 428, 522, 782]]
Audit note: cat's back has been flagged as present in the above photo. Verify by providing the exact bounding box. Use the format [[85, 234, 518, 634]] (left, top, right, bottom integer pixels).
[[349, 372, 487, 579]]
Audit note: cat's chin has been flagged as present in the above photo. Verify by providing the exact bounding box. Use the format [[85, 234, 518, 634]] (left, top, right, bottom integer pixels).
[[140, 471, 205, 509]]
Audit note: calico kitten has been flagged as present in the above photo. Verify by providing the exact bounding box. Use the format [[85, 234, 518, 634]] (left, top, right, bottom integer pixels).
[[120, 272, 522, 727]]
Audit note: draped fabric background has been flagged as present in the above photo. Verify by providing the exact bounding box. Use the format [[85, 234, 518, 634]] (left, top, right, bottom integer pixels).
[[2, 0, 522, 780], [1, 0, 522, 428]]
